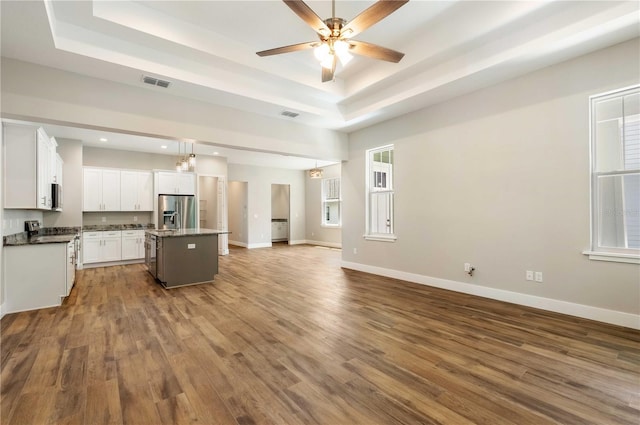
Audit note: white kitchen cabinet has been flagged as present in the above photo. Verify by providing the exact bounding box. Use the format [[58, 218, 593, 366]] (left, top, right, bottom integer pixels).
[[49, 137, 58, 183], [157, 171, 195, 195], [83, 167, 121, 211], [55, 154, 64, 185], [3, 123, 54, 210], [121, 230, 145, 260], [83, 231, 122, 264], [3, 243, 68, 313], [271, 221, 288, 241], [66, 240, 76, 296], [121, 171, 154, 211]]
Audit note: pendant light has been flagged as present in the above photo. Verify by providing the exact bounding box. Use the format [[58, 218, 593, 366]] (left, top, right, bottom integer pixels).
[[309, 161, 323, 179], [188, 143, 196, 171], [175, 142, 183, 172]]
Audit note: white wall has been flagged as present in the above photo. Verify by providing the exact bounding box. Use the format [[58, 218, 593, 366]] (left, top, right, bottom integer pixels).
[[198, 176, 218, 229], [228, 164, 305, 247], [1, 58, 348, 162], [271, 184, 289, 220], [342, 39, 640, 327], [306, 163, 342, 247]]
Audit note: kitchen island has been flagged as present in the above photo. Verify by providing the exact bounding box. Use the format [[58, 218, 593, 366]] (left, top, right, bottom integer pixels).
[[145, 228, 228, 288]]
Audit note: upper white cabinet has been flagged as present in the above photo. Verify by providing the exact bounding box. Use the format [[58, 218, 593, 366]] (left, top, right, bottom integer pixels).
[[3, 123, 54, 210], [157, 171, 195, 195], [55, 154, 64, 186], [121, 171, 153, 211], [83, 167, 121, 211]]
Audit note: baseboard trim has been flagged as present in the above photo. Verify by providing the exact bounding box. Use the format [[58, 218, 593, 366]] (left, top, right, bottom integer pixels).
[[305, 240, 342, 249], [247, 242, 272, 249], [82, 259, 144, 269], [340, 261, 640, 330], [288, 240, 307, 246], [228, 240, 247, 248]]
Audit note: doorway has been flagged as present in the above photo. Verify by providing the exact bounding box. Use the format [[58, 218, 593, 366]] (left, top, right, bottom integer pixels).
[[228, 181, 248, 247], [271, 184, 290, 244]]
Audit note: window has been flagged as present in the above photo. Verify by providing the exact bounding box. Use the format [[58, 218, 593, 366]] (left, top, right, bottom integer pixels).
[[321, 177, 341, 227], [588, 85, 640, 263], [365, 145, 396, 241]]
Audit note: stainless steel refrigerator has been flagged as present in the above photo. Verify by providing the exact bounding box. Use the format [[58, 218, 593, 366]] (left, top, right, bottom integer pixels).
[[158, 195, 196, 230]]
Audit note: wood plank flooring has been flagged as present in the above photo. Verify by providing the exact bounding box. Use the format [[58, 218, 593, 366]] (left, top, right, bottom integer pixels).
[[1, 244, 639, 424]]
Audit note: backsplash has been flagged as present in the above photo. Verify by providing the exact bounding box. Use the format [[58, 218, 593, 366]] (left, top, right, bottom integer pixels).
[[82, 211, 153, 226], [2, 210, 44, 236]]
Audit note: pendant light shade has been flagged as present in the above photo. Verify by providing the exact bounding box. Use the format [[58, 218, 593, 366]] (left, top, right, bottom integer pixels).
[[309, 162, 323, 179], [176, 141, 197, 172]]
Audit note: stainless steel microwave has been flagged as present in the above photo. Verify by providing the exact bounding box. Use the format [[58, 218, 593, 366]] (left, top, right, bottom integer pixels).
[[51, 183, 62, 210]]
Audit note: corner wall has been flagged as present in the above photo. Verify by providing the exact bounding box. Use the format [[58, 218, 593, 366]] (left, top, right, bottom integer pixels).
[[342, 39, 640, 328], [305, 163, 342, 247], [228, 164, 306, 248]]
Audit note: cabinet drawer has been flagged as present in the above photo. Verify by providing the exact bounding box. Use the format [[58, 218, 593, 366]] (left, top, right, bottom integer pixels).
[[103, 231, 122, 238], [122, 230, 144, 237], [83, 231, 102, 239]]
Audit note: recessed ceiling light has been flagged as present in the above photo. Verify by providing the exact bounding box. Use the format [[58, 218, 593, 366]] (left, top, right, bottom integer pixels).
[[213, 152, 219, 155], [161, 145, 167, 149], [99, 137, 108, 142]]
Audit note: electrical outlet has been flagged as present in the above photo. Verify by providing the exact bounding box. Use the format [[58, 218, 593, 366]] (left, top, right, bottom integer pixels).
[[101, 217, 106, 222], [464, 263, 471, 272], [535, 272, 543, 282], [526, 270, 534, 281], [353, 248, 357, 254], [133, 216, 138, 222]]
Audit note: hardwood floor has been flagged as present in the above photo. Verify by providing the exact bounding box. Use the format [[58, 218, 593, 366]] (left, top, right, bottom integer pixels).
[[1, 244, 639, 425]]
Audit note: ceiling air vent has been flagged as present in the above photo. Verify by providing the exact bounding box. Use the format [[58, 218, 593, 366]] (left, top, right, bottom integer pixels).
[[280, 110, 299, 118], [142, 75, 171, 88]]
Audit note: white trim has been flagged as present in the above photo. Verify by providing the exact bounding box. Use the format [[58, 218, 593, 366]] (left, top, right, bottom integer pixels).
[[247, 242, 272, 249], [82, 259, 144, 269], [363, 234, 397, 242], [304, 240, 342, 249], [0, 303, 4, 320], [288, 240, 308, 246], [341, 261, 640, 330], [582, 250, 640, 264], [228, 240, 247, 248]]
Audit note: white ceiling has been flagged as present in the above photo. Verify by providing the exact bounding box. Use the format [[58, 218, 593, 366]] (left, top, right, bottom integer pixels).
[[1, 0, 638, 168]]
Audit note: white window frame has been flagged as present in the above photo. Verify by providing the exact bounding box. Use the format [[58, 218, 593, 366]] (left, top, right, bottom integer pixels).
[[365, 144, 396, 241], [321, 177, 341, 228], [584, 85, 640, 264]]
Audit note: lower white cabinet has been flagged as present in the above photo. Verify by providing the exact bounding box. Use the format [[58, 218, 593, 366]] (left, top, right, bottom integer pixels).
[[66, 240, 76, 296], [121, 230, 145, 260], [4, 243, 68, 313], [83, 231, 122, 264], [271, 221, 288, 241]]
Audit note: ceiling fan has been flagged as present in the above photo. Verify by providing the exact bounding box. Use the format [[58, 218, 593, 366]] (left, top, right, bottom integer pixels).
[[256, 0, 409, 82]]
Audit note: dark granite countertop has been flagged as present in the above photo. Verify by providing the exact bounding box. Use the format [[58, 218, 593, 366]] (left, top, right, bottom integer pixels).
[[146, 228, 230, 238], [83, 223, 155, 232], [3, 227, 80, 247]]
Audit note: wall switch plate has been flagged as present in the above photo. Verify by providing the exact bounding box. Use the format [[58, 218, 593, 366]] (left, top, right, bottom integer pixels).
[[101, 217, 106, 222], [187, 243, 196, 249], [464, 263, 471, 272], [526, 270, 534, 281], [535, 272, 543, 282], [353, 248, 357, 254]]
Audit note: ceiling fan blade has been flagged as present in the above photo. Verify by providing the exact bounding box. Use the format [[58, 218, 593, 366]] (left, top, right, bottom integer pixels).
[[283, 0, 331, 35], [256, 41, 315, 57], [341, 0, 409, 39], [348, 40, 404, 63], [321, 55, 337, 82]]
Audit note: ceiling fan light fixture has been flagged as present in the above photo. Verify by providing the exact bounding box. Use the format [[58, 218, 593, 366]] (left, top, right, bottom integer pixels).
[[320, 54, 335, 69], [314, 43, 330, 61]]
